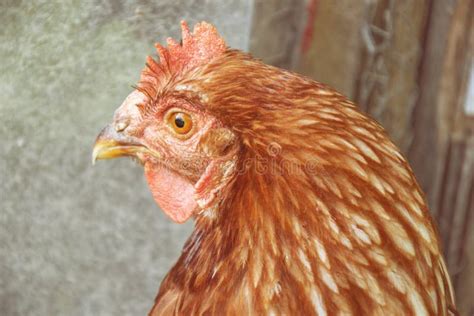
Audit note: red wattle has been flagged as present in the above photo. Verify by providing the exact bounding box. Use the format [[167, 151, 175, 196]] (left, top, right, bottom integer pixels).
[[144, 163, 197, 223]]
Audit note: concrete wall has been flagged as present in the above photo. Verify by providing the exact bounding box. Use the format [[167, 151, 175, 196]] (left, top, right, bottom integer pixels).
[[0, 1, 251, 315]]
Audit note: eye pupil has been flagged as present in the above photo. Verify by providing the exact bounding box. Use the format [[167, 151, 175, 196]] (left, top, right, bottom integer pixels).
[[167, 111, 193, 135], [175, 115, 185, 128]]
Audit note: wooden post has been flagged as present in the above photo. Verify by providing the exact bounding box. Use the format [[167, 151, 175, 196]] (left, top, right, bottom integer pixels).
[[248, 0, 307, 70], [410, 0, 473, 313]]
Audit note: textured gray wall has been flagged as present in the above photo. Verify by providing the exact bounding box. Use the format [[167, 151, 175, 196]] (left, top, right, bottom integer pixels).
[[0, 1, 251, 315]]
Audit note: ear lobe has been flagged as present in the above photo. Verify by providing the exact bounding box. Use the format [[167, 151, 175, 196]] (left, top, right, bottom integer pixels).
[[194, 128, 239, 212], [198, 128, 236, 158], [194, 157, 238, 212]]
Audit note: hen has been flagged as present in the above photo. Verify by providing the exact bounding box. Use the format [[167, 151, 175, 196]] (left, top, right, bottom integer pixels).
[[92, 21, 457, 315]]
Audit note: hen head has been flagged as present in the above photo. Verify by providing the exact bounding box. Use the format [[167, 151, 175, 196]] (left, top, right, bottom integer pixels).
[[93, 21, 239, 223]]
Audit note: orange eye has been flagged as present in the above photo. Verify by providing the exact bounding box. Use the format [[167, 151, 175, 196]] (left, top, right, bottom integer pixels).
[[167, 111, 193, 135]]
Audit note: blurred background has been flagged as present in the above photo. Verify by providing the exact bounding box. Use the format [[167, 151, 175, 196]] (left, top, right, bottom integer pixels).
[[0, 0, 472, 315]]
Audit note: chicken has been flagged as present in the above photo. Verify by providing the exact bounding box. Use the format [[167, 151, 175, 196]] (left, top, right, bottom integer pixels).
[[92, 21, 457, 315]]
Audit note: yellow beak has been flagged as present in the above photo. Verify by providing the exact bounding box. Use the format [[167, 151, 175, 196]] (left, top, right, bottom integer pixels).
[[92, 124, 148, 165]]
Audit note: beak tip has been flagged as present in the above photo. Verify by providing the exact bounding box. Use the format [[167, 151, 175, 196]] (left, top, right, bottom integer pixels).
[[92, 124, 149, 164], [91, 146, 100, 166]]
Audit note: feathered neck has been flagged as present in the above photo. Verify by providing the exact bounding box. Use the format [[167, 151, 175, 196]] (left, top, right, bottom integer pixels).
[[164, 157, 327, 314]]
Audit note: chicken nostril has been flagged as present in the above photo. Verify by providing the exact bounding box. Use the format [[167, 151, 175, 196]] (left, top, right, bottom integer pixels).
[[115, 121, 128, 132]]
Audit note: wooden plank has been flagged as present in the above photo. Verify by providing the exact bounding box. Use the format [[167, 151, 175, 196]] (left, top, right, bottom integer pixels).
[[436, 140, 463, 249], [454, 203, 474, 315], [248, 0, 308, 69], [407, 0, 456, 205], [408, 0, 473, 313], [352, 0, 430, 152], [296, 0, 367, 98]]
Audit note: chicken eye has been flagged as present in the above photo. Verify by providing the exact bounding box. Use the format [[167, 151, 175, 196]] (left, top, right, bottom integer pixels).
[[167, 111, 193, 135]]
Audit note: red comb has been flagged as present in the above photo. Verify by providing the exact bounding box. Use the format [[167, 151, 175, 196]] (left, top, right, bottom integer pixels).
[[138, 21, 226, 96]]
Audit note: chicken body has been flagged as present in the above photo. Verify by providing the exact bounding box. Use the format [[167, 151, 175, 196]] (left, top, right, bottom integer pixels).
[[93, 22, 457, 315]]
